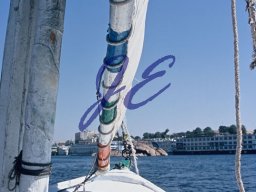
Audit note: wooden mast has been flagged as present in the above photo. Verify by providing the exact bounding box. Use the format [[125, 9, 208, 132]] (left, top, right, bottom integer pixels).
[[18, 1, 66, 192], [0, 0, 36, 191]]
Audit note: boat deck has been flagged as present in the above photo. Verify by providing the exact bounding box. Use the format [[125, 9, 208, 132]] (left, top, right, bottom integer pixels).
[[49, 169, 165, 192]]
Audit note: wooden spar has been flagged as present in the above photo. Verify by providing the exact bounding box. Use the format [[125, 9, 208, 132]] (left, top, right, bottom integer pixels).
[[18, 1, 66, 192], [0, 0, 36, 191]]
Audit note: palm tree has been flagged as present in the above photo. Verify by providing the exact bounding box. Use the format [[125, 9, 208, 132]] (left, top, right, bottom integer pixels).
[[231, 0, 245, 191]]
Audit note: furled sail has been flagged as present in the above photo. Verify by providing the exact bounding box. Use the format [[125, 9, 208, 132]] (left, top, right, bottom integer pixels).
[[97, 0, 149, 171], [245, 0, 256, 69]]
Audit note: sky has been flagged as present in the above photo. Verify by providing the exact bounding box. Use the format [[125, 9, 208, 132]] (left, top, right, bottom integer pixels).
[[1, 1, 256, 142]]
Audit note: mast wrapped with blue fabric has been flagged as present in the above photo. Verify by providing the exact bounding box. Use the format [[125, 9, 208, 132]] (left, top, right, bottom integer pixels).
[[50, 1, 166, 191], [97, 0, 149, 171]]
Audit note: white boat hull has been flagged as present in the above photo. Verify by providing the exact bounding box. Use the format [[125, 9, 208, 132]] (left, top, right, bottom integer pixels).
[[49, 169, 165, 192]]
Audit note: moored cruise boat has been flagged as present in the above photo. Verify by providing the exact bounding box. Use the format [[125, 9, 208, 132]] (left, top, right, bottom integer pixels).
[[173, 134, 256, 155]]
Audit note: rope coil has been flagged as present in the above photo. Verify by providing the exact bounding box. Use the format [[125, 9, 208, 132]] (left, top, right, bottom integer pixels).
[[121, 120, 139, 175], [122, 140, 132, 159], [8, 151, 52, 191]]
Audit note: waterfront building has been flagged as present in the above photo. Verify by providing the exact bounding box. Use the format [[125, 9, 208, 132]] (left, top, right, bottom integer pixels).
[[174, 134, 256, 154], [68, 131, 98, 155], [75, 130, 98, 144]]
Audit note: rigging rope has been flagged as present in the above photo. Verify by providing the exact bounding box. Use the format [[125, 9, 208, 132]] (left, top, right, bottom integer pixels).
[[231, 1, 245, 192], [8, 151, 52, 191], [121, 120, 139, 175], [71, 154, 97, 192], [245, 0, 256, 69]]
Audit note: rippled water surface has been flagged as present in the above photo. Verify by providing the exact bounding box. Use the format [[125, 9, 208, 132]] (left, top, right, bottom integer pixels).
[[50, 155, 256, 192]]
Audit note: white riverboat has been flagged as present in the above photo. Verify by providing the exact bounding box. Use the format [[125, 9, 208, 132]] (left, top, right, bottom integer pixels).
[[174, 134, 256, 155], [152, 134, 256, 155]]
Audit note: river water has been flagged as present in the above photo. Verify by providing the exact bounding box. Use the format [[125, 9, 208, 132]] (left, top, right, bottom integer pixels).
[[50, 155, 256, 192]]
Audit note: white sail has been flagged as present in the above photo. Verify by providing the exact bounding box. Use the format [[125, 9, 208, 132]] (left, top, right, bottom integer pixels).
[[109, 0, 149, 138], [50, 0, 166, 191], [97, 0, 149, 171]]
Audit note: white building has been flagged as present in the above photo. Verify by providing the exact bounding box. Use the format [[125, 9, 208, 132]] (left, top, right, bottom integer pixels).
[[75, 130, 98, 144]]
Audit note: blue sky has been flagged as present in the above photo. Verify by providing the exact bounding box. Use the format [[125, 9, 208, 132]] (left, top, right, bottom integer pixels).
[[1, 1, 256, 142]]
